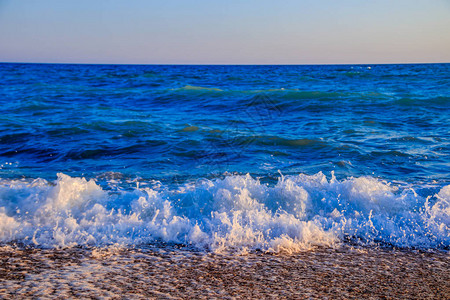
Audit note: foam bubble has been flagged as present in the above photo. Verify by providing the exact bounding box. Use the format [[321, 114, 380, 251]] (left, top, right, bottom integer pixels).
[[0, 173, 448, 252]]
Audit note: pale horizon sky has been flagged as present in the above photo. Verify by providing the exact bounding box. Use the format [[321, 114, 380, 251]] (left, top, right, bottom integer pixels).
[[0, 0, 449, 65]]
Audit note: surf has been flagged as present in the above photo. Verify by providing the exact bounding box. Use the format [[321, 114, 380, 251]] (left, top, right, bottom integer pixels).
[[0, 172, 448, 252]]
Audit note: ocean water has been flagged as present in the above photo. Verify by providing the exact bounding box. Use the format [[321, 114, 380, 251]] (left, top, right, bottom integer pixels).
[[0, 63, 449, 252]]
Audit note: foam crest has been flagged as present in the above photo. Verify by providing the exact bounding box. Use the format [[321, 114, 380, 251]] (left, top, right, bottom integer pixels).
[[0, 173, 448, 252]]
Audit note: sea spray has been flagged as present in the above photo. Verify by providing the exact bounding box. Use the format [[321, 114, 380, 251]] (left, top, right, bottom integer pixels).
[[0, 173, 448, 252]]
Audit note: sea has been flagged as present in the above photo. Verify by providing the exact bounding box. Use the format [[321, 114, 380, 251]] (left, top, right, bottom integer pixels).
[[0, 63, 449, 253]]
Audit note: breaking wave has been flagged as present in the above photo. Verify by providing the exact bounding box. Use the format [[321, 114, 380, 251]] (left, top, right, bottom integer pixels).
[[0, 173, 448, 253]]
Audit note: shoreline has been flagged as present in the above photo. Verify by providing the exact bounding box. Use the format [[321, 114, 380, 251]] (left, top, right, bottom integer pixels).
[[1, 245, 448, 299]]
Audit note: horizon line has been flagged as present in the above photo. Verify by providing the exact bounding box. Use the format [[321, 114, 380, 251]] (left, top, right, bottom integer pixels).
[[1, 60, 449, 67]]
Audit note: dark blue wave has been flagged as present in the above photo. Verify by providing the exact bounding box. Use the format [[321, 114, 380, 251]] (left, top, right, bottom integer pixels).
[[0, 63, 449, 185]]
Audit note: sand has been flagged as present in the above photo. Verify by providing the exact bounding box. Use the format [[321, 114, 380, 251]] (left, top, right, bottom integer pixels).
[[0, 245, 449, 299]]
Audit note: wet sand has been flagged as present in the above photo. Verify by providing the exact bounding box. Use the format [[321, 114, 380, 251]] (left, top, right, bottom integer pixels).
[[0, 245, 449, 299]]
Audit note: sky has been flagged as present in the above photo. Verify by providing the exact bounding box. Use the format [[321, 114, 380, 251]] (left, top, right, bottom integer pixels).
[[0, 0, 449, 64]]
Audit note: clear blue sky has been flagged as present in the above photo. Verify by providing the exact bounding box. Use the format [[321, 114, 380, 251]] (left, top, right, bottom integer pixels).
[[0, 0, 449, 64]]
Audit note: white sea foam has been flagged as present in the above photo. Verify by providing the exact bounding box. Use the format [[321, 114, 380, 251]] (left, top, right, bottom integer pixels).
[[0, 173, 448, 252]]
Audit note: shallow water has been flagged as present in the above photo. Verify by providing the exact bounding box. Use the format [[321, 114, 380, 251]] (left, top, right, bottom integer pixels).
[[0, 63, 449, 252]]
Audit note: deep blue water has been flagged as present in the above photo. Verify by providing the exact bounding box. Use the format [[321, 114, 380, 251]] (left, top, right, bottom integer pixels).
[[1, 63, 449, 184], [0, 63, 449, 250]]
